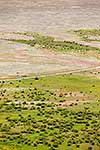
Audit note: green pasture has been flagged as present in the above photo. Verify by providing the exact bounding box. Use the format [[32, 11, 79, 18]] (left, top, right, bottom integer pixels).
[[0, 75, 100, 150]]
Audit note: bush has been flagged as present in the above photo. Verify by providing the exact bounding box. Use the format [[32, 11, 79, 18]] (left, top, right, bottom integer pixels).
[[88, 146, 92, 150]]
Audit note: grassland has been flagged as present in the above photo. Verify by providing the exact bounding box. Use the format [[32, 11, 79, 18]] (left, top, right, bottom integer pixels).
[[0, 75, 100, 150]]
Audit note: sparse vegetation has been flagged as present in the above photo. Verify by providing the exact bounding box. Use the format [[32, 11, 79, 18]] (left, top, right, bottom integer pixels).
[[8, 32, 100, 53], [73, 29, 100, 42]]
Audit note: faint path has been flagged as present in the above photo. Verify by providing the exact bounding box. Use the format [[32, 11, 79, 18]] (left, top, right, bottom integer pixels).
[[5, 99, 92, 108]]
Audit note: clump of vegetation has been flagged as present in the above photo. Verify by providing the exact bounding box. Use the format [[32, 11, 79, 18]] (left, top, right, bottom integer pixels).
[[73, 29, 100, 41], [8, 32, 100, 52]]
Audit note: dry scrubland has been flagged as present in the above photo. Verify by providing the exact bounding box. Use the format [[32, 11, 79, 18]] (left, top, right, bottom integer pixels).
[[0, 29, 100, 150], [0, 0, 100, 149]]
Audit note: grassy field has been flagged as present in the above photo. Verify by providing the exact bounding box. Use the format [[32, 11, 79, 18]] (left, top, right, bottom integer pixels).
[[0, 75, 100, 150]]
